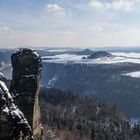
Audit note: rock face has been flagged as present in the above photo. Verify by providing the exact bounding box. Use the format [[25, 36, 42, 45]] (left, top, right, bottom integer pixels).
[[0, 80, 34, 140], [10, 48, 42, 139]]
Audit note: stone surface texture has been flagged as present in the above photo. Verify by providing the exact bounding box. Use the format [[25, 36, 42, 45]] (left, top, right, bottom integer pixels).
[[10, 48, 42, 139]]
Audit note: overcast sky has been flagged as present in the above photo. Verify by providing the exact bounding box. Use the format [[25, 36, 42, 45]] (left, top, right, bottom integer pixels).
[[0, 0, 140, 48]]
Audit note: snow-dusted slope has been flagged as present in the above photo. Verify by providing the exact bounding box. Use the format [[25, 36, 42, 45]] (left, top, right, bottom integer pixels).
[[42, 52, 140, 64], [123, 71, 140, 78]]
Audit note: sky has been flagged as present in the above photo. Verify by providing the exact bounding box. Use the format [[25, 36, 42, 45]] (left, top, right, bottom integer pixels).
[[0, 0, 140, 48]]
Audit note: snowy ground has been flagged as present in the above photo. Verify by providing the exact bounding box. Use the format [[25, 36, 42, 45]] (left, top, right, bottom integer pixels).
[[112, 52, 140, 58], [123, 71, 140, 78], [42, 52, 140, 78], [42, 52, 140, 64]]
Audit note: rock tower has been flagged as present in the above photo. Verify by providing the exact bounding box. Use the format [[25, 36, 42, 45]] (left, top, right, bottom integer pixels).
[[10, 48, 42, 139]]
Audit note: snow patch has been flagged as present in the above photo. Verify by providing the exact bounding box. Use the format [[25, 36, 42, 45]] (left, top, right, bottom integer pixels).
[[123, 71, 140, 78], [43, 53, 140, 64]]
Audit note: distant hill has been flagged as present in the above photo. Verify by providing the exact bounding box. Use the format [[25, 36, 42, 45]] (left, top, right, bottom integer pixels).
[[88, 51, 112, 59], [77, 48, 94, 55]]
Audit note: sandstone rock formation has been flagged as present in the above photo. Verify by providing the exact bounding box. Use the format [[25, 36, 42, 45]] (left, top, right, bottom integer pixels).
[[10, 48, 42, 139], [0, 80, 34, 140]]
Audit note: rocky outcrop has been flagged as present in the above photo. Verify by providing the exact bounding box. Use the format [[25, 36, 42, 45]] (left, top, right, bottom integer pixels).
[[88, 51, 112, 59], [0, 80, 34, 140], [10, 48, 42, 139], [77, 48, 94, 55]]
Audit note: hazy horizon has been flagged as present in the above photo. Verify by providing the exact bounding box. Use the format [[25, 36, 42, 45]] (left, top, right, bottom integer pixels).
[[0, 0, 140, 48]]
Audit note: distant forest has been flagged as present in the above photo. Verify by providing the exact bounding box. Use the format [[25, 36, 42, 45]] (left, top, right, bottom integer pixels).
[[42, 62, 140, 118]]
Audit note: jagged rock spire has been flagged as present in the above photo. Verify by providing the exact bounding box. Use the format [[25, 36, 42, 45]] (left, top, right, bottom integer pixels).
[[10, 48, 42, 139]]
